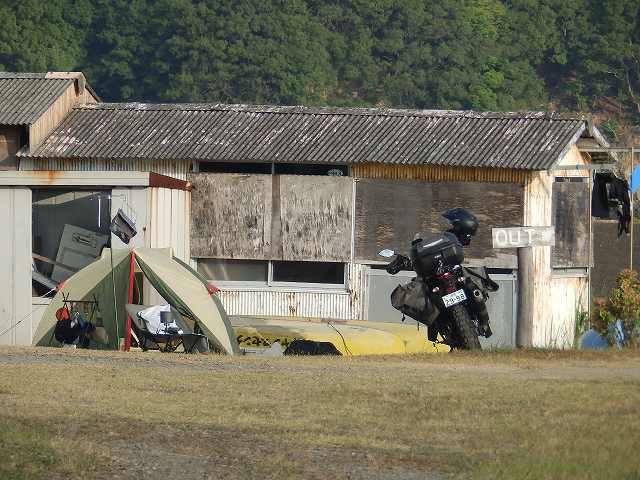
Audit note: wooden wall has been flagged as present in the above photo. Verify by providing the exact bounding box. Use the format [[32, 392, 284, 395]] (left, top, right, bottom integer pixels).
[[551, 181, 590, 267], [0, 126, 22, 170], [189, 173, 352, 262], [190, 173, 272, 259], [28, 76, 98, 153], [279, 175, 352, 262], [591, 220, 640, 298], [354, 179, 524, 264]]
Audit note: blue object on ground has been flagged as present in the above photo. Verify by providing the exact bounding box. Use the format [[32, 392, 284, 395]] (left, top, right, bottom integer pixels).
[[631, 166, 640, 194], [580, 329, 609, 349]]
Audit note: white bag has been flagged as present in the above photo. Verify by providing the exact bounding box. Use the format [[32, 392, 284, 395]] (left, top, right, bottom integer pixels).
[[138, 304, 182, 334]]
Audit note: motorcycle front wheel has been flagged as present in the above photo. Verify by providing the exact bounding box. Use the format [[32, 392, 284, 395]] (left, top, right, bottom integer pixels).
[[450, 305, 481, 350]]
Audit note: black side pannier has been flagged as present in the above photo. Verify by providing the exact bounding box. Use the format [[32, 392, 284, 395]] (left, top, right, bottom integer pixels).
[[390, 278, 439, 326]]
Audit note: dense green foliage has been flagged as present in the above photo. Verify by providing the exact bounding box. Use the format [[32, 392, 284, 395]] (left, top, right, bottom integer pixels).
[[0, 0, 638, 118]]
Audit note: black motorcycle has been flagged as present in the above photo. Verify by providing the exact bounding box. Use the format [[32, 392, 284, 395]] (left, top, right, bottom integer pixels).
[[379, 208, 498, 350]]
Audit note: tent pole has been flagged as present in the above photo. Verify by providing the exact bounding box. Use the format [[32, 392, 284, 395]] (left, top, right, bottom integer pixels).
[[631, 145, 635, 271], [109, 247, 119, 349], [125, 251, 135, 351]]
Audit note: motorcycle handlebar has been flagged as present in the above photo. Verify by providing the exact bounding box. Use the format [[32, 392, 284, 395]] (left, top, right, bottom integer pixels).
[[386, 254, 412, 274]]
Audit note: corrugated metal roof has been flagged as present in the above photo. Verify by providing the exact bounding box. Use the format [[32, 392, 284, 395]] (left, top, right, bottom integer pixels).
[[0, 73, 73, 125], [23, 102, 589, 170]]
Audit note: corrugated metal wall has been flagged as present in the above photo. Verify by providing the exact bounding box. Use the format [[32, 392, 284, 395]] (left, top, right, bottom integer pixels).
[[20, 158, 192, 180], [0, 187, 32, 345], [217, 262, 369, 320], [352, 163, 528, 183], [218, 289, 353, 319], [148, 187, 190, 261], [111, 187, 149, 250]]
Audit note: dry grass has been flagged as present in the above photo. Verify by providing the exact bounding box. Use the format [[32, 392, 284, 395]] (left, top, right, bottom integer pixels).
[[1, 347, 640, 479]]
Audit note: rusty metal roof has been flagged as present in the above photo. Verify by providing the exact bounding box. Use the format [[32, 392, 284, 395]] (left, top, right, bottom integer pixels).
[[0, 73, 73, 125], [23, 102, 590, 170]]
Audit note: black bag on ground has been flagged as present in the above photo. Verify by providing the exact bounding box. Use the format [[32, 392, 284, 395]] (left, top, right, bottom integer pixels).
[[390, 279, 439, 326]]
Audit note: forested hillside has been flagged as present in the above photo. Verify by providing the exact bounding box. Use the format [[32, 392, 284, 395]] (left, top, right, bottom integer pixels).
[[0, 0, 638, 127]]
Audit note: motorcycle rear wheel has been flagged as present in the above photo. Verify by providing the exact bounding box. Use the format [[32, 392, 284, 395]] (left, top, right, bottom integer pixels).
[[451, 305, 481, 350]]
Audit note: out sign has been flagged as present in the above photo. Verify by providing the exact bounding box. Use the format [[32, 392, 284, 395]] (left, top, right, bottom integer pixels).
[[492, 227, 555, 249]]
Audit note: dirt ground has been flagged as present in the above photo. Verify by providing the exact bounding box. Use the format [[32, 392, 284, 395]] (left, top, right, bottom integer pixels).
[[2, 347, 640, 480]]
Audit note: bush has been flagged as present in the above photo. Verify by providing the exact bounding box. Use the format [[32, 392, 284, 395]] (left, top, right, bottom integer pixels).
[[591, 270, 640, 347]]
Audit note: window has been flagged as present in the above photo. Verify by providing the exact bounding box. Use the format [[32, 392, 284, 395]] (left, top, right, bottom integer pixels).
[[274, 163, 348, 176], [272, 261, 345, 284], [198, 162, 272, 174], [197, 259, 268, 283], [195, 161, 348, 176], [196, 259, 346, 288]]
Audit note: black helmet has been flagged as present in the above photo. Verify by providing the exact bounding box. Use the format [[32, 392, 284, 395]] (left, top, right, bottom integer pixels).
[[442, 208, 478, 245]]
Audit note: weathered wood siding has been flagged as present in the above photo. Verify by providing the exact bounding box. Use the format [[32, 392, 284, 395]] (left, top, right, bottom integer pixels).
[[523, 170, 554, 347], [0, 126, 22, 170], [591, 220, 640, 298], [552, 181, 590, 267], [354, 179, 523, 264], [189, 173, 353, 261], [352, 163, 528, 184], [279, 175, 352, 262], [29, 79, 98, 152], [189, 173, 272, 259], [547, 275, 588, 348]]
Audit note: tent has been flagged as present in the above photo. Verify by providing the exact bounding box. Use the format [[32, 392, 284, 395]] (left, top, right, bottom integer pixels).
[[32, 248, 239, 355]]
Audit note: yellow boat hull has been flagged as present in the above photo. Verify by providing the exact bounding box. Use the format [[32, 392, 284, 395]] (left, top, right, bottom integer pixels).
[[230, 316, 450, 355]]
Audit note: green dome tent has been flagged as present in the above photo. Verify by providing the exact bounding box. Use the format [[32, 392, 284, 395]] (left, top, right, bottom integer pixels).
[[32, 248, 239, 355]]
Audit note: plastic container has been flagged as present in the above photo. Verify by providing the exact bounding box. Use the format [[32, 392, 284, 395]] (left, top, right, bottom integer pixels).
[[410, 232, 464, 277]]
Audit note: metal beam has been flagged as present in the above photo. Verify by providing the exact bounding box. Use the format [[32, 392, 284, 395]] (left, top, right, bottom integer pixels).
[[579, 146, 640, 153], [550, 163, 617, 171]]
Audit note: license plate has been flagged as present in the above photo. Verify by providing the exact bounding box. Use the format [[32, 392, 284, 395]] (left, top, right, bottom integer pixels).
[[442, 289, 467, 307]]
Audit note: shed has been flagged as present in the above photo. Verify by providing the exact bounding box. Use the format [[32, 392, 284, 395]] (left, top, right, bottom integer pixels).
[[18, 102, 612, 348], [0, 75, 197, 348], [0, 72, 99, 170]]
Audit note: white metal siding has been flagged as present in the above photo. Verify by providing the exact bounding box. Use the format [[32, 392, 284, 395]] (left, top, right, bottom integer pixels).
[[0, 187, 32, 345], [218, 289, 353, 319], [216, 262, 369, 320], [20, 158, 191, 180], [111, 187, 149, 250], [148, 187, 190, 261]]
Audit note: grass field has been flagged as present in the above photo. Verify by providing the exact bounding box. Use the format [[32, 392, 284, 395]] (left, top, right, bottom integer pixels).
[[1, 347, 640, 480]]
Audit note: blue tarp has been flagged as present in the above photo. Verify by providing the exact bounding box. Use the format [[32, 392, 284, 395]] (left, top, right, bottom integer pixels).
[[631, 165, 640, 193], [580, 329, 609, 349]]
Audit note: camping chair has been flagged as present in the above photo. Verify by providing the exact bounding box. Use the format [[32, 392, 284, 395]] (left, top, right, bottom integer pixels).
[[125, 304, 209, 353]]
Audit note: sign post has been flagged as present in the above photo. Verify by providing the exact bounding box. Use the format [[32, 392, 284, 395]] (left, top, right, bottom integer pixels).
[[492, 226, 555, 348]]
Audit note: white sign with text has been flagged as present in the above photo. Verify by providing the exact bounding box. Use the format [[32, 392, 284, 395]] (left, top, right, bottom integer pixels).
[[492, 227, 555, 249]]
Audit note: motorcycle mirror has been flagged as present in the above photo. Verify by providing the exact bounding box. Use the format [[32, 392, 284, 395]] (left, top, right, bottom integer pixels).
[[378, 249, 395, 258]]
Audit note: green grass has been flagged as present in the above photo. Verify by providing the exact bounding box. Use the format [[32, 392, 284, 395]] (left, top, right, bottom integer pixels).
[[1, 347, 639, 479]]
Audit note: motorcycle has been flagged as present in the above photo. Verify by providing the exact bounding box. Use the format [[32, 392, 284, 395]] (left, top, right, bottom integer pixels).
[[379, 208, 499, 350]]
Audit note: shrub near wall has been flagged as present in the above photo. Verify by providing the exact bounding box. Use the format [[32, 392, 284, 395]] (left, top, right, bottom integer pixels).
[[592, 269, 640, 347]]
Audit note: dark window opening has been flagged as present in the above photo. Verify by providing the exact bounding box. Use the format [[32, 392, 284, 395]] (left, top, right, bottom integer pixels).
[[32, 189, 111, 296], [272, 261, 345, 284], [555, 176, 587, 183], [198, 162, 272, 174], [274, 163, 348, 176]]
